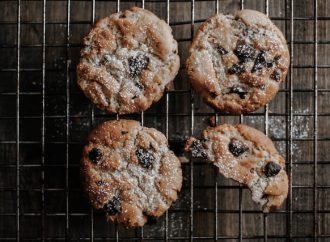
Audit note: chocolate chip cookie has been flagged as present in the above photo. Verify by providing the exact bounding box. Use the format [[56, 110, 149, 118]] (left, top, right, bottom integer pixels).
[[81, 119, 182, 227], [186, 9, 290, 114], [185, 124, 288, 212], [77, 7, 180, 114]]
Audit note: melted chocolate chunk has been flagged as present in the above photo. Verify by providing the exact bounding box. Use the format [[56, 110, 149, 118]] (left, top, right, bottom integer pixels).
[[136, 148, 154, 169], [229, 85, 248, 99], [104, 196, 121, 215], [190, 140, 208, 159], [228, 63, 245, 74], [270, 70, 281, 81], [234, 43, 256, 62], [228, 138, 249, 157], [96, 180, 104, 186], [217, 46, 228, 55], [88, 148, 102, 164], [264, 161, 281, 177], [251, 51, 267, 73], [128, 55, 149, 78]]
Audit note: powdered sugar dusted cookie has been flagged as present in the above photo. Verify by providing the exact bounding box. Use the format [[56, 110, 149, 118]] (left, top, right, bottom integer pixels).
[[185, 124, 288, 212], [81, 120, 182, 227], [186, 9, 290, 114], [77, 7, 180, 114]]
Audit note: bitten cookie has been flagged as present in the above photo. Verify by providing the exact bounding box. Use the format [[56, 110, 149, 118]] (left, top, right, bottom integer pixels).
[[77, 7, 180, 114], [186, 9, 290, 114], [81, 120, 182, 227], [185, 124, 288, 212]]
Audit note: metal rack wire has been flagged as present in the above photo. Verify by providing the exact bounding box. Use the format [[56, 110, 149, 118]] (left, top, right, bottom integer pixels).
[[0, 0, 329, 241]]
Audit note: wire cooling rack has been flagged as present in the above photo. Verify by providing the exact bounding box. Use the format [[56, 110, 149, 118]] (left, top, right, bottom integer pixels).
[[0, 0, 330, 241]]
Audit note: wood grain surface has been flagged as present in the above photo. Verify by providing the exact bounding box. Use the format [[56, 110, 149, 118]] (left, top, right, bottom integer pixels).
[[0, 0, 329, 241]]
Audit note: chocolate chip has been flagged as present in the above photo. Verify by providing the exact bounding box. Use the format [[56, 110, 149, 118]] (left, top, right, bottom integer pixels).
[[264, 161, 281, 177], [243, 27, 258, 37], [259, 84, 266, 90], [200, 137, 209, 143], [267, 62, 274, 68], [251, 51, 267, 73], [270, 70, 281, 81], [210, 91, 218, 99], [228, 63, 245, 74], [96, 180, 104, 186], [99, 55, 112, 66], [128, 55, 149, 78], [274, 55, 281, 65], [217, 46, 228, 55], [190, 140, 208, 159], [88, 148, 102, 164], [132, 82, 143, 99], [234, 43, 256, 62], [228, 138, 249, 157], [135, 82, 144, 90], [119, 13, 127, 18], [103, 196, 121, 216], [136, 148, 154, 169], [121, 131, 128, 135], [146, 215, 158, 225], [229, 85, 248, 99]]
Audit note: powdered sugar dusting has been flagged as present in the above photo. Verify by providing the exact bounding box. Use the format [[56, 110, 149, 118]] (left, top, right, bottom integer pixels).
[[187, 124, 288, 212], [77, 7, 180, 114], [187, 9, 289, 114], [82, 120, 182, 227]]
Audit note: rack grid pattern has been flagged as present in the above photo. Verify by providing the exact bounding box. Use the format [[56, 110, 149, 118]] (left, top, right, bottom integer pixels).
[[0, 0, 330, 241]]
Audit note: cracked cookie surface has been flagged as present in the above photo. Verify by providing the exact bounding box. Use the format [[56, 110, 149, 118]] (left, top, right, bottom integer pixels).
[[186, 9, 290, 114], [185, 124, 288, 212], [77, 7, 180, 114], [81, 120, 182, 227]]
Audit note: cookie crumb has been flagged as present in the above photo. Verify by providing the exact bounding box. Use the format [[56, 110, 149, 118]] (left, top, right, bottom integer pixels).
[[185, 138, 208, 159]]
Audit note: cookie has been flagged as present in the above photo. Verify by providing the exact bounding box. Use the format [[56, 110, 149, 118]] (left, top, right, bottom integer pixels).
[[77, 7, 180, 114], [186, 9, 290, 114], [81, 119, 182, 227], [185, 124, 288, 212]]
